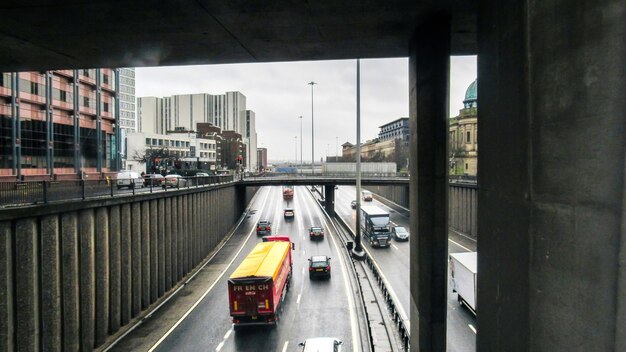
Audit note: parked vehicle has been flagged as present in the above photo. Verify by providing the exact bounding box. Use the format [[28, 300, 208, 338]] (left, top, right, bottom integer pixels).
[[283, 208, 294, 220], [228, 240, 293, 327], [449, 252, 477, 315], [282, 185, 294, 200], [392, 226, 409, 241], [308, 226, 324, 240], [143, 173, 164, 187], [360, 205, 391, 248], [116, 171, 143, 189], [298, 337, 343, 352], [308, 255, 331, 279], [256, 220, 272, 236], [196, 172, 210, 177], [163, 174, 187, 188], [361, 190, 373, 201]]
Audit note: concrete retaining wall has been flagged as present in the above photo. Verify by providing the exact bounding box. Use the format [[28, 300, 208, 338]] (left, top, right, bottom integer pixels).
[[0, 183, 257, 351], [369, 183, 478, 238]]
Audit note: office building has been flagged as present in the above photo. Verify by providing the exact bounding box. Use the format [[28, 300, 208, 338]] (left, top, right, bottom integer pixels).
[[449, 79, 478, 176]]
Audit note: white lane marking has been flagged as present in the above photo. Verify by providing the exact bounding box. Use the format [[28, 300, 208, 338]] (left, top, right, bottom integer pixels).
[[215, 341, 224, 351], [223, 329, 232, 340], [297, 293, 302, 304], [301, 267, 305, 275], [392, 244, 399, 250], [148, 187, 272, 352], [468, 324, 477, 334], [448, 238, 472, 252], [282, 341, 289, 352]]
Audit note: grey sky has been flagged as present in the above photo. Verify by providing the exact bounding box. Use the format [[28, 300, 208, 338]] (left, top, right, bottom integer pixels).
[[136, 56, 476, 162]]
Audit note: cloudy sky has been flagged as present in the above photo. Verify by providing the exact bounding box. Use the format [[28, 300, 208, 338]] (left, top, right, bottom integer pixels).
[[136, 56, 476, 162]]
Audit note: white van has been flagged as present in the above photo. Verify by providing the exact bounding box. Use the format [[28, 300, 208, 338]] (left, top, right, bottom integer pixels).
[[362, 190, 373, 201], [116, 171, 143, 189]]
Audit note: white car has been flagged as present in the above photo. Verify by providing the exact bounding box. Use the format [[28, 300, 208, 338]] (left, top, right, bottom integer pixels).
[[163, 174, 187, 188], [299, 337, 343, 352], [116, 171, 143, 189]]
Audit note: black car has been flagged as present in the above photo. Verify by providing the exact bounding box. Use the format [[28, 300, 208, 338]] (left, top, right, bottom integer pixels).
[[308, 226, 324, 240], [143, 173, 164, 186], [256, 220, 272, 236], [350, 200, 357, 209], [284, 208, 295, 220], [308, 255, 331, 279]]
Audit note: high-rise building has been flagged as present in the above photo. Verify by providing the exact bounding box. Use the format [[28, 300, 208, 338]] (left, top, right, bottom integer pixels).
[[245, 110, 257, 171], [137, 97, 164, 134], [257, 147, 268, 171], [0, 69, 122, 180], [118, 68, 136, 133], [378, 117, 409, 145]]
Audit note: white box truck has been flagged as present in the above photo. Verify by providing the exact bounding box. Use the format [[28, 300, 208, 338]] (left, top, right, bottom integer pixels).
[[449, 252, 477, 315]]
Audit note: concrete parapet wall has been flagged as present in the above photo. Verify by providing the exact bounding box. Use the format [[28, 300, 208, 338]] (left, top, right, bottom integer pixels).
[[0, 183, 257, 350]]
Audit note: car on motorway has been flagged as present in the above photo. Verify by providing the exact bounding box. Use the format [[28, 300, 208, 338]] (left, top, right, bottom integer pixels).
[[256, 220, 272, 236], [362, 190, 373, 201], [284, 208, 294, 220], [308, 226, 324, 240], [298, 337, 343, 352], [392, 226, 409, 241], [143, 173, 164, 187], [308, 255, 331, 279], [116, 171, 143, 189], [163, 174, 187, 188], [350, 200, 357, 209]]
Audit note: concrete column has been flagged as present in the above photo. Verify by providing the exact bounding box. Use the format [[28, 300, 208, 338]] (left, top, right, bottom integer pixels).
[[324, 185, 335, 216], [131, 202, 141, 316], [158, 198, 166, 296], [164, 197, 173, 291], [94, 207, 109, 347], [41, 215, 61, 352], [120, 204, 132, 325], [15, 219, 39, 352], [78, 210, 95, 351], [408, 14, 450, 351], [0, 222, 13, 352], [176, 196, 183, 280], [149, 199, 158, 304], [141, 201, 150, 309], [61, 212, 80, 351], [477, 0, 625, 350], [109, 205, 122, 333], [183, 195, 190, 274]]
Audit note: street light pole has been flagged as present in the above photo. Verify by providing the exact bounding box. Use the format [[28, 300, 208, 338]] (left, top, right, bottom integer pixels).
[[299, 115, 303, 175], [294, 136, 297, 167], [353, 59, 365, 259], [308, 81, 317, 174]]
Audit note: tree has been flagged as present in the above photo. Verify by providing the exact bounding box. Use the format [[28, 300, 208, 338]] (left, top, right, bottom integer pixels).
[[132, 147, 179, 173]]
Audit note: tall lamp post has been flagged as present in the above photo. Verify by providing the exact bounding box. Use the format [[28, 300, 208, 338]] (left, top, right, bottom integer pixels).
[[294, 136, 298, 167], [299, 115, 303, 175], [353, 59, 365, 259], [308, 81, 317, 174]]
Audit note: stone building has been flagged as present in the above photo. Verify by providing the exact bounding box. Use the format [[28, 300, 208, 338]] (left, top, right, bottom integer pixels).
[[449, 79, 478, 176]]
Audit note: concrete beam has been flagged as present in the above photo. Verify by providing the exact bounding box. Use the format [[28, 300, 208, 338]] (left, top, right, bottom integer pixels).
[[95, 207, 110, 347], [409, 13, 450, 351], [131, 202, 141, 316], [141, 201, 150, 309], [61, 213, 80, 351], [119, 204, 132, 325], [15, 219, 40, 352], [41, 215, 61, 351], [0, 221, 13, 351], [79, 210, 95, 351], [109, 205, 121, 333]]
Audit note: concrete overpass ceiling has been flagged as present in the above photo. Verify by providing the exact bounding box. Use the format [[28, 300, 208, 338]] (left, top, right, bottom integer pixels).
[[0, 0, 475, 72]]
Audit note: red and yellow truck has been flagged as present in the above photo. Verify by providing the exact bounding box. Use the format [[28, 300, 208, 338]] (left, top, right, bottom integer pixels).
[[282, 185, 294, 200], [228, 239, 293, 327]]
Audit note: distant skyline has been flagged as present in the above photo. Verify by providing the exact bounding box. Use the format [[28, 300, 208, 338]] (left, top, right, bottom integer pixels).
[[136, 56, 476, 163]]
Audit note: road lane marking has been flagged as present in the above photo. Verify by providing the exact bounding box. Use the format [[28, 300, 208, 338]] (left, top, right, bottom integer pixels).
[[147, 187, 272, 352], [448, 238, 472, 252], [468, 324, 477, 334], [215, 341, 224, 351], [223, 329, 232, 340], [392, 244, 399, 250], [297, 293, 302, 304], [301, 267, 305, 275], [282, 341, 289, 352]]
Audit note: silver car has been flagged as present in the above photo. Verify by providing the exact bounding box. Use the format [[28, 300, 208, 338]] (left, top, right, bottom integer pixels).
[[392, 226, 409, 241], [163, 174, 187, 188]]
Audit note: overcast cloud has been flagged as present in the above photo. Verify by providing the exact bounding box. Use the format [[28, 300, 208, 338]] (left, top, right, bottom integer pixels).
[[136, 56, 476, 162]]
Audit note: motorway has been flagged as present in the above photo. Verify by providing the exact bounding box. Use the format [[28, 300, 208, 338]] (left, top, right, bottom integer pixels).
[[333, 186, 477, 352], [111, 186, 361, 352]]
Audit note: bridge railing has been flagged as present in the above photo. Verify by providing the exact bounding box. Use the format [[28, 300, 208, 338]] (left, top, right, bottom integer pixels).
[[0, 175, 234, 207]]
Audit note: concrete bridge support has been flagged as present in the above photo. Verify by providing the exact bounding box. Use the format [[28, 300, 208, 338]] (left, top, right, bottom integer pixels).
[[0, 183, 257, 351], [324, 185, 335, 216], [477, 0, 625, 351]]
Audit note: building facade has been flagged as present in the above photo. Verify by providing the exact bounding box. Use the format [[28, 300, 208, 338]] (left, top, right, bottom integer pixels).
[[0, 69, 121, 180], [449, 79, 478, 176], [257, 147, 268, 171], [118, 68, 136, 133], [378, 117, 409, 145], [245, 110, 257, 171]]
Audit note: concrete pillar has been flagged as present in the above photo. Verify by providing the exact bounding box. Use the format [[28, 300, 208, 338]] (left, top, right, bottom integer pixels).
[[15, 219, 39, 352], [164, 197, 173, 291], [408, 14, 450, 351], [94, 207, 109, 347], [41, 215, 61, 352], [181, 195, 188, 275], [141, 201, 150, 309], [78, 210, 95, 351], [109, 205, 122, 333], [131, 202, 141, 316], [158, 198, 165, 297], [119, 204, 132, 325], [477, 0, 625, 350], [149, 199, 158, 304], [0, 222, 13, 352], [61, 212, 80, 351], [324, 185, 335, 216], [176, 196, 183, 280]]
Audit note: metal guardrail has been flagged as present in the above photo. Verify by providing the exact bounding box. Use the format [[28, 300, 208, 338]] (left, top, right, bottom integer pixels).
[[0, 175, 234, 207], [334, 215, 411, 351]]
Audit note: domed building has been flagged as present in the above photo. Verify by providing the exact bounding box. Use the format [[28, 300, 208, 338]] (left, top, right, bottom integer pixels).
[[449, 79, 478, 176]]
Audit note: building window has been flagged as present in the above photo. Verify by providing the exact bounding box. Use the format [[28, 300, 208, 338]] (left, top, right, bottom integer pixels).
[[466, 131, 471, 144], [145, 138, 151, 145], [83, 96, 90, 108], [465, 163, 469, 170], [103, 74, 109, 85], [103, 102, 109, 112]]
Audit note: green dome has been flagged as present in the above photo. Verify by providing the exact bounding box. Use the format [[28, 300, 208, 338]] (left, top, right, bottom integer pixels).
[[463, 79, 477, 108]]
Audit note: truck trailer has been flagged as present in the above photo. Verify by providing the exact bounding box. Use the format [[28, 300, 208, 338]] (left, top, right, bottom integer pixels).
[[228, 240, 293, 327], [360, 205, 391, 248], [282, 185, 294, 200], [449, 252, 477, 315]]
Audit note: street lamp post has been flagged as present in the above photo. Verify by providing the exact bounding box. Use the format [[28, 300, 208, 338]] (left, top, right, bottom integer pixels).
[[294, 136, 298, 167], [299, 115, 303, 175], [353, 59, 365, 259], [308, 81, 317, 174]]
